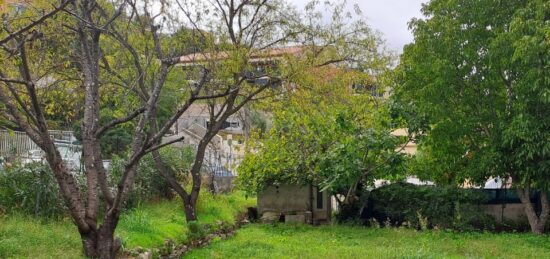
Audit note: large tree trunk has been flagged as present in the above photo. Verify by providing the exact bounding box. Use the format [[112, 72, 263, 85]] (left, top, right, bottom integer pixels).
[[517, 188, 549, 234], [80, 218, 121, 258]]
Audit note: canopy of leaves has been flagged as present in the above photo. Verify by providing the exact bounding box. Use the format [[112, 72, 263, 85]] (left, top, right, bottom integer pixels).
[[238, 66, 408, 196], [395, 0, 550, 188]]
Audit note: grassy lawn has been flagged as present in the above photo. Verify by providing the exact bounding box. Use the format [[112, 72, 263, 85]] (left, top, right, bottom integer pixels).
[[0, 191, 255, 259], [186, 224, 550, 259]]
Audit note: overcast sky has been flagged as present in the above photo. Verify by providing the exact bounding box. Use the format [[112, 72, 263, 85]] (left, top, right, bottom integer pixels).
[[291, 0, 428, 54]]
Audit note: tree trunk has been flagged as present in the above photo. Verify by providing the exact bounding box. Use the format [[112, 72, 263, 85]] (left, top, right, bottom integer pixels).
[[80, 215, 121, 259], [184, 199, 198, 221], [517, 188, 549, 234]]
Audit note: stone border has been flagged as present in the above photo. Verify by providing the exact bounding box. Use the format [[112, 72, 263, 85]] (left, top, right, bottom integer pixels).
[[120, 212, 250, 259]]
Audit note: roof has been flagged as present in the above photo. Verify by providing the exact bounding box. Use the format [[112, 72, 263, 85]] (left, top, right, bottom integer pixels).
[[178, 46, 306, 65], [180, 103, 246, 117]]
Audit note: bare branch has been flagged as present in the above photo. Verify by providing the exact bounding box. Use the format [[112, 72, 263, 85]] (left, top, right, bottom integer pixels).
[[144, 135, 185, 154], [95, 107, 146, 138]]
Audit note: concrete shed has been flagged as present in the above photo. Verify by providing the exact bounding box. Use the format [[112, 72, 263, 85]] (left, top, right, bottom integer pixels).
[[257, 184, 331, 224]]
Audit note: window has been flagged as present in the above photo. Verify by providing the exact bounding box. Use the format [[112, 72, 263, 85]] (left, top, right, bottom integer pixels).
[[207, 120, 238, 129]]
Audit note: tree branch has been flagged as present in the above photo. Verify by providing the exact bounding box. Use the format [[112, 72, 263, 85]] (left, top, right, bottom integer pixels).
[[144, 135, 185, 154], [95, 107, 145, 138]]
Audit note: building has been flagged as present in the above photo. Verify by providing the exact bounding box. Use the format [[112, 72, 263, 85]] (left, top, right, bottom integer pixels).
[[166, 47, 309, 178], [258, 184, 332, 224], [173, 103, 247, 136]]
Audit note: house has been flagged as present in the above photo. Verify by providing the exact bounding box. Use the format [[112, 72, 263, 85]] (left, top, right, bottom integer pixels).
[[173, 103, 248, 137], [166, 47, 309, 178], [258, 184, 332, 224]]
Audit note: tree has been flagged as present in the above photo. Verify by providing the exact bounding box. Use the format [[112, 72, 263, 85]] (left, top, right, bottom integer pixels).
[[237, 55, 408, 216], [395, 0, 549, 234], [149, 0, 395, 222], [0, 0, 230, 257]]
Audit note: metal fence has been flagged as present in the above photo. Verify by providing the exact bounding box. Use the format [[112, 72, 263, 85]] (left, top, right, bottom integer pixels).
[[0, 130, 76, 157]]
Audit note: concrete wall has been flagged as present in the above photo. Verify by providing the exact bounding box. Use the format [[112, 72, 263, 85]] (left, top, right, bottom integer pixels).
[[482, 203, 527, 223], [258, 184, 311, 214]]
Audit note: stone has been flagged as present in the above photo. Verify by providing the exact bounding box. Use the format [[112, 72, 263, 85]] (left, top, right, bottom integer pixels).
[[260, 211, 279, 223], [138, 251, 152, 259], [285, 214, 305, 224]]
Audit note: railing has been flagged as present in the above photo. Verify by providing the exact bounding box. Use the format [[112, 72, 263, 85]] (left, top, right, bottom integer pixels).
[[0, 130, 40, 156], [0, 130, 76, 157]]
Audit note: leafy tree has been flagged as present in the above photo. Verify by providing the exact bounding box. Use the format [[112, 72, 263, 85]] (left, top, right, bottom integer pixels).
[[238, 64, 408, 212], [395, 0, 549, 234]]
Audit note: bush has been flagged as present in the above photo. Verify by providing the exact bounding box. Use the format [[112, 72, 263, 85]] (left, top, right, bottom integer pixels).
[[0, 162, 67, 218], [109, 146, 195, 208], [362, 182, 495, 231]]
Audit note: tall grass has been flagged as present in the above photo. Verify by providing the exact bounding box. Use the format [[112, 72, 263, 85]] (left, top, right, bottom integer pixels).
[[187, 224, 550, 259], [0, 191, 255, 258]]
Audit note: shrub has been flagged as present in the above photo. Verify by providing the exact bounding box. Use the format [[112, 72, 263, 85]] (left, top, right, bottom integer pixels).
[[0, 162, 67, 218], [362, 182, 495, 231], [109, 146, 195, 208]]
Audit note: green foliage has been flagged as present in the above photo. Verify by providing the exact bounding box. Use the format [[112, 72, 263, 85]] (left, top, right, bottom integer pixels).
[[0, 214, 83, 259], [186, 221, 207, 241], [395, 0, 550, 189], [238, 71, 408, 198], [109, 146, 195, 208], [185, 224, 550, 259], [0, 162, 67, 218], [364, 183, 493, 231], [0, 191, 255, 258]]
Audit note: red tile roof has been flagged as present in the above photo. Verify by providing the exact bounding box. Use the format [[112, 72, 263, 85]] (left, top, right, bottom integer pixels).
[[178, 46, 306, 64]]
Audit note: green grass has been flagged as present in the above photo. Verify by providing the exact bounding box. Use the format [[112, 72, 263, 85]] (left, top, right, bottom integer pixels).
[[186, 224, 550, 259], [0, 191, 255, 259], [117, 191, 255, 249]]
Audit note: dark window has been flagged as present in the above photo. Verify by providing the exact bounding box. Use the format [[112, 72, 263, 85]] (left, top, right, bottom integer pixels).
[[316, 188, 323, 209], [207, 121, 232, 129]]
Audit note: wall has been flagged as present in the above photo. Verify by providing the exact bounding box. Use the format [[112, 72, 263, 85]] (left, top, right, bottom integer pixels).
[[482, 203, 527, 223], [258, 184, 311, 214]]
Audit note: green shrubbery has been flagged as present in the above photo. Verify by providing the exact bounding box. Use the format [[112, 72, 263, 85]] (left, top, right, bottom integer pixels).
[[0, 162, 67, 218], [0, 146, 195, 217], [362, 182, 495, 231], [109, 146, 195, 208]]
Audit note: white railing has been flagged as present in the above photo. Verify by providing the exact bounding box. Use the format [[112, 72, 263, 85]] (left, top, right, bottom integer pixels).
[[0, 130, 76, 156], [0, 130, 40, 156]]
